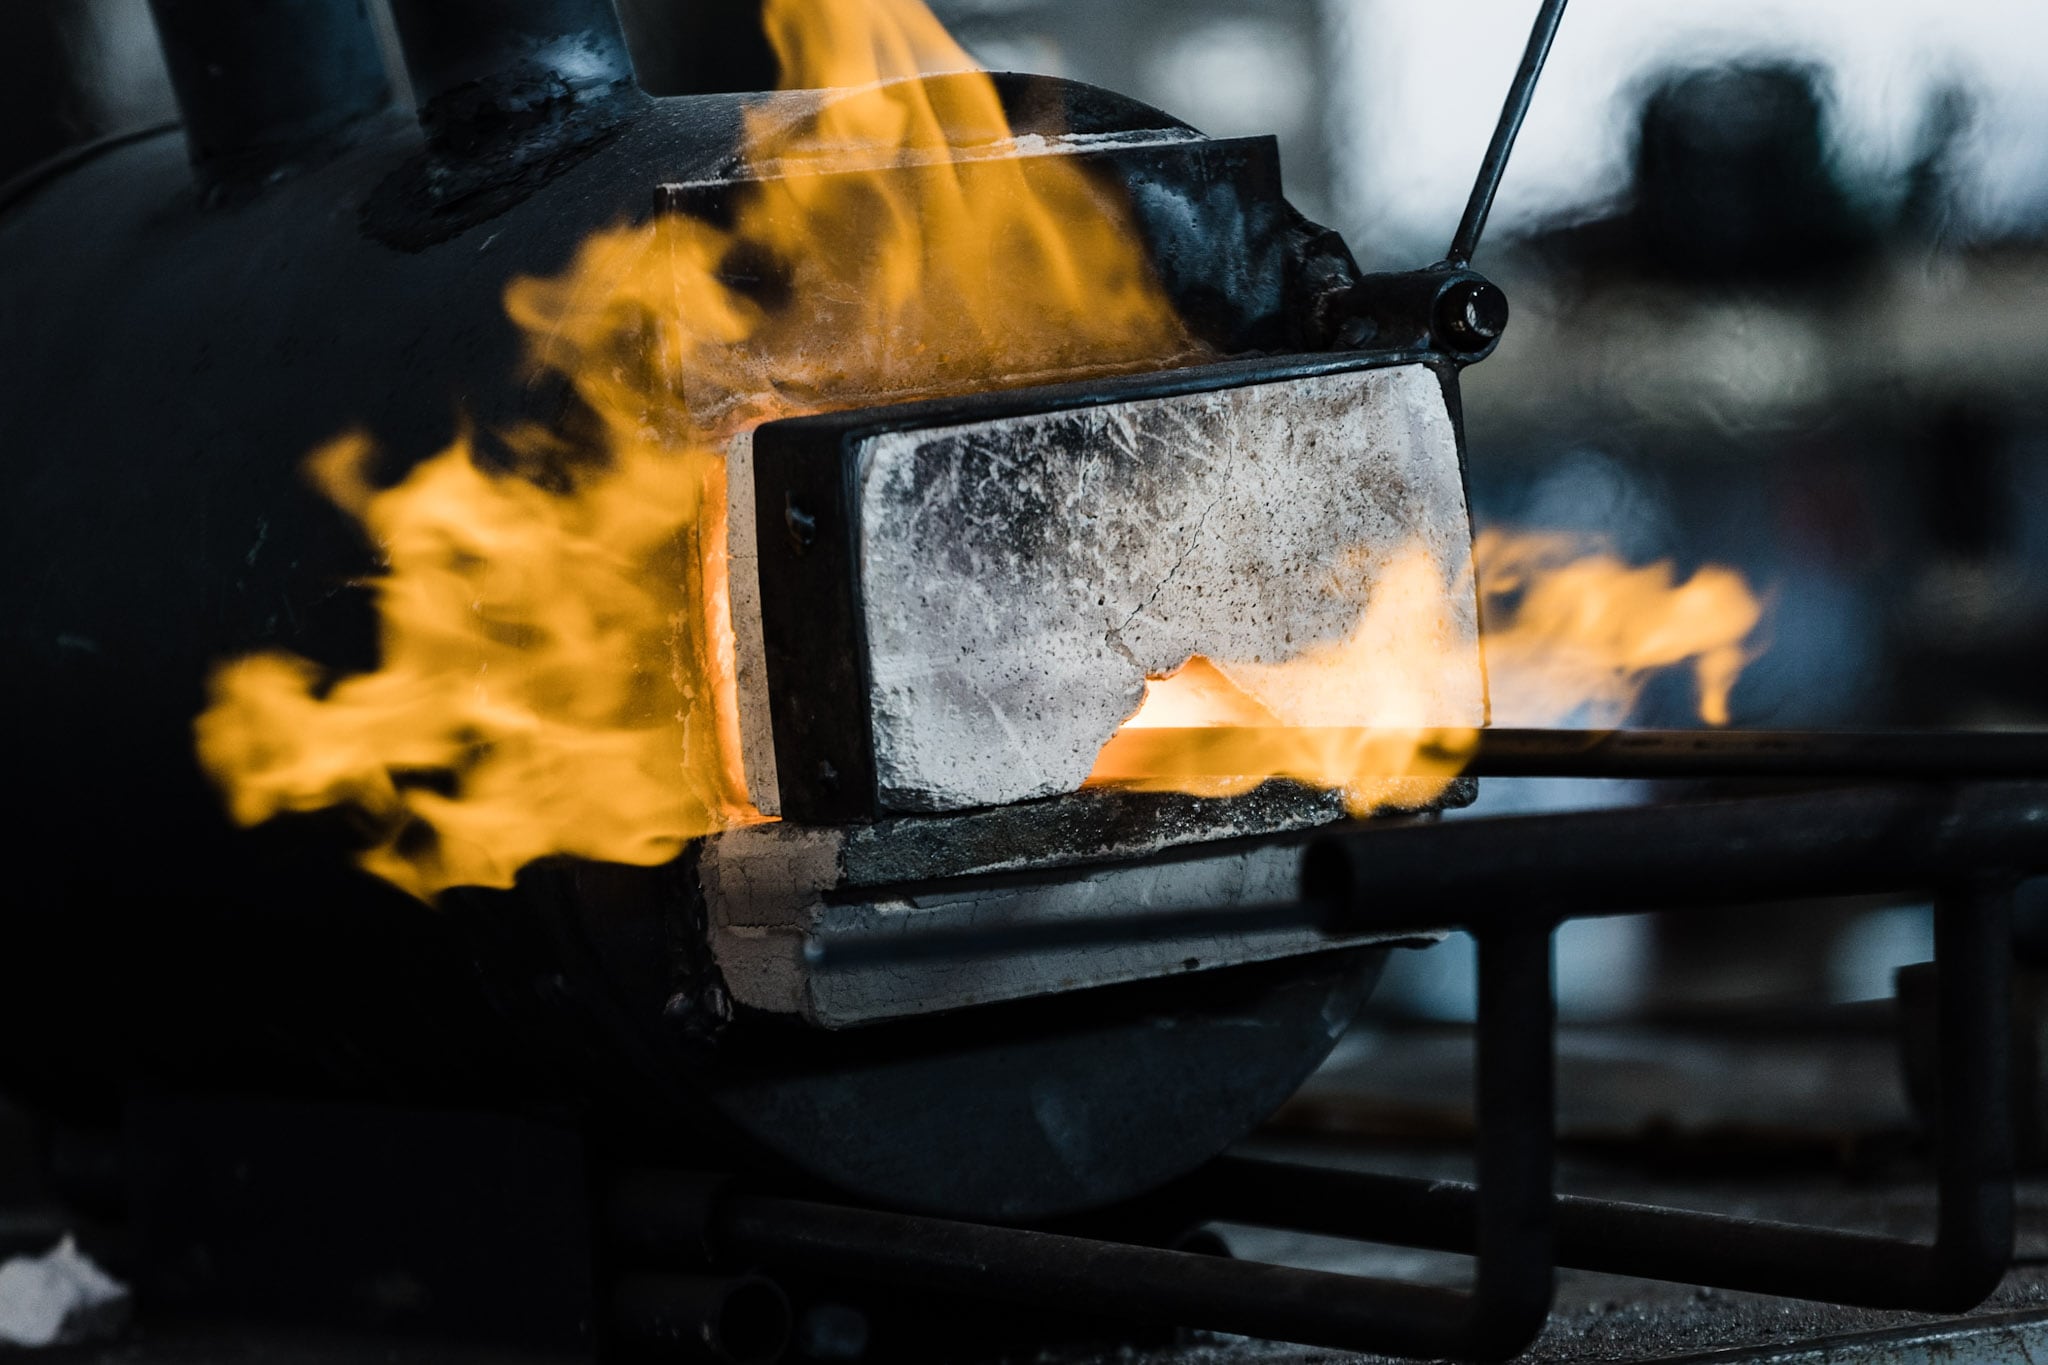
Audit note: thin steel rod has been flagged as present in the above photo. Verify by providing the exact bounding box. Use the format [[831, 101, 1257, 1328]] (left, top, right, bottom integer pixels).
[[1446, 0, 1570, 266], [801, 902, 1325, 970], [717, 1194, 1507, 1358], [1088, 726, 2048, 783], [805, 784, 2048, 968], [1470, 727, 2048, 778], [1304, 782, 2048, 935]]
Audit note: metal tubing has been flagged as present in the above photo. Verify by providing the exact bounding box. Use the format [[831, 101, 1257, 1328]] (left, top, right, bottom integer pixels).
[[802, 902, 1327, 970], [807, 784, 2048, 968], [1931, 880, 2015, 1307], [1189, 1166, 2000, 1313], [1470, 727, 2048, 779], [1446, 0, 1570, 266], [1094, 726, 2048, 782], [1306, 783, 2048, 936], [144, 0, 391, 188], [672, 930, 1560, 1358], [1470, 922, 1556, 1354], [608, 1170, 732, 1267], [385, 0, 636, 144], [1175, 887, 2012, 1313], [717, 1196, 1520, 1359]]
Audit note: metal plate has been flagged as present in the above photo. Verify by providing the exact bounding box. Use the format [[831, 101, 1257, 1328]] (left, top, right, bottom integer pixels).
[[745, 354, 1481, 822]]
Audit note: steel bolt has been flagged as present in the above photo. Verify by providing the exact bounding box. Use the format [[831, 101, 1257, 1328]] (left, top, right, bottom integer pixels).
[[1434, 278, 1509, 355]]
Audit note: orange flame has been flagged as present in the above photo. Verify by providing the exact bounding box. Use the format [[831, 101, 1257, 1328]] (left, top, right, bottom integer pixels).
[[194, 0, 1763, 901], [194, 0, 1201, 899], [1087, 529, 1763, 809]]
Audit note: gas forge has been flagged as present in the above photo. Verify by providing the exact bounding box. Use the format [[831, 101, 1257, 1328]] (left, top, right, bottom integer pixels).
[[181, 0, 1760, 1028], [1, 0, 1758, 1231]]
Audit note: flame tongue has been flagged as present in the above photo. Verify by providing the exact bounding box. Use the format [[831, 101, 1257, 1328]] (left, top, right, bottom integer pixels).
[[1086, 529, 1764, 810], [195, 0, 1202, 899]]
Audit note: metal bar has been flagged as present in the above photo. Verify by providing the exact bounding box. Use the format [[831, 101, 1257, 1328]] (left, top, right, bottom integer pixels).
[[611, 1272, 792, 1365], [1169, 886, 2013, 1313], [806, 784, 2048, 968], [144, 0, 391, 187], [1089, 726, 2048, 782], [1470, 727, 2048, 779], [1931, 879, 2015, 1307], [718, 1194, 1492, 1358], [702, 938, 1557, 1360], [1470, 921, 1556, 1354], [801, 902, 1326, 970], [644, 840, 2023, 1347], [1304, 783, 2048, 936], [384, 0, 637, 145], [1446, 0, 1570, 267]]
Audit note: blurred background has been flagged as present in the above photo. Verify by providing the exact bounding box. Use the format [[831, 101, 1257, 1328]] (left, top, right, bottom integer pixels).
[[6, 0, 2044, 1074]]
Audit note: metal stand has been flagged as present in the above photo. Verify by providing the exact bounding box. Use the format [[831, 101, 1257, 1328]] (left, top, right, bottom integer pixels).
[[651, 784, 2038, 1359], [619, 927, 1555, 1358], [1183, 881, 2013, 1315]]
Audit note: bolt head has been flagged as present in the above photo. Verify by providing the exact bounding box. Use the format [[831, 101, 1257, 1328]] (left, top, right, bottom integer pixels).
[[1435, 278, 1509, 354]]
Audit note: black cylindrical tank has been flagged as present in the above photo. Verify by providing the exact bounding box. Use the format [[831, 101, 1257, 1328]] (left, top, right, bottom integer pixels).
[[0, 8, 1376, 1220]]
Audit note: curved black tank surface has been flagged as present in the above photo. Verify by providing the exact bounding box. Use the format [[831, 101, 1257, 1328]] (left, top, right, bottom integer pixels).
[[0, 73, 1377, 1220]]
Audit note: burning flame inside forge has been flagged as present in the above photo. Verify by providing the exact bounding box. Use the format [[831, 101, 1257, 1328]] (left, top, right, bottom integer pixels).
[[1090, 530, 1764, 801], [192, 0, 1763, 902]]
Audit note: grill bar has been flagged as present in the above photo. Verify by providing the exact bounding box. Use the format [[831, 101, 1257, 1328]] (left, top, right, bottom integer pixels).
[[807, 779, 2048, 969], [1089, 725, 2048, 782]]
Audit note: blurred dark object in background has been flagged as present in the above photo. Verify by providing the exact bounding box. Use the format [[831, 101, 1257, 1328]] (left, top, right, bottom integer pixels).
[[1633, 65, 1873, 285], [0, 0, 174, 191]]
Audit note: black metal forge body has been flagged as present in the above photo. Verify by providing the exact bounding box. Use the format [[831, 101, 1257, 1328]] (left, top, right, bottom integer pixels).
[[0, 0, 1501, 1227]]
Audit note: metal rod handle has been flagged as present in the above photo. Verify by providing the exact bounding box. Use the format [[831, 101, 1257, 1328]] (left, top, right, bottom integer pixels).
[[1447, 0, 1570, 267]]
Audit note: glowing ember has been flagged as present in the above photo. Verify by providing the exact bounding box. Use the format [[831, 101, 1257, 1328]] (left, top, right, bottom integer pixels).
[[1087, 529, 1764, 809], [194, 0, 1201, 900]]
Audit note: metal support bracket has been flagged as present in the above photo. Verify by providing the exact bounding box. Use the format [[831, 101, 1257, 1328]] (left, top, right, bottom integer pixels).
[[1183, 881, 2014, 1315]]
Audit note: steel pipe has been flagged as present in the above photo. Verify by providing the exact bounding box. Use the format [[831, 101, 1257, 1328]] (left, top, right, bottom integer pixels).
[[1305, 782, 2048, 935], [613, 1272, 793, 1365], [806, 783, 2048, 968], [384, 0, 637, 146], [1176, 883, 2013, 1313], [1089, 726, 2048, 782], [1447, 0, 1571, 267], [144, 0, 391, 187]]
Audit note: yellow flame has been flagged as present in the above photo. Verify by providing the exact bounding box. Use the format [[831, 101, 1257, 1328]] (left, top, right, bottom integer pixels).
[[1087, 529, 1763, 809], [194, 0, 1765, 899], [194, 0, 1201, 899]]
